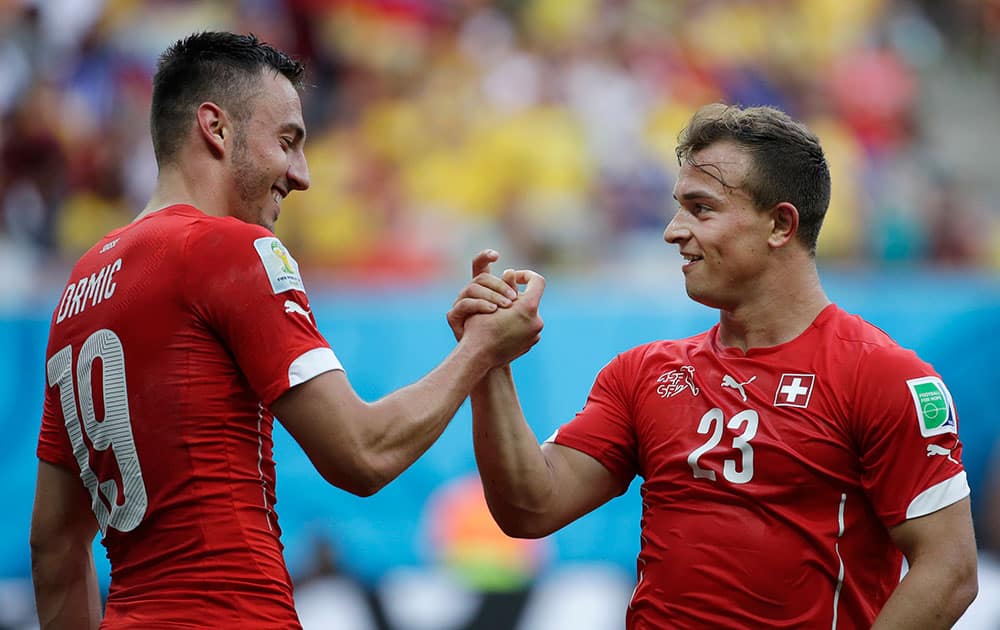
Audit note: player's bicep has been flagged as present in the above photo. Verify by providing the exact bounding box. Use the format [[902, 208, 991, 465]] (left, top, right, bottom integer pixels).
[[889, 497, 976, 564], [271, 370, 373, 492], [540, 442, 629, 529]]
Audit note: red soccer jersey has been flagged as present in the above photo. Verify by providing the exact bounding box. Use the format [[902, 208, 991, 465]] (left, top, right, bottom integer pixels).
[[552, 304, 968, 629], [36, 205, 343, 628]]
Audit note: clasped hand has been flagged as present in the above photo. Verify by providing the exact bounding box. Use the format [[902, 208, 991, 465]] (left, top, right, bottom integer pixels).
[[447, 249, 545, 367]]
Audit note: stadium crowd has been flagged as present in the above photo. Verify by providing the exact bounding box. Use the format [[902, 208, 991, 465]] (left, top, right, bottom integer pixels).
[[3, 1, 1000, 629], [1, 0, 999, 296]]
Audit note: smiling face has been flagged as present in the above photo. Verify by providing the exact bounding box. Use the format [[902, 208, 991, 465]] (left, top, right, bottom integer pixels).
[[664, 141, 777, 310], [227, 71, 310, 232]]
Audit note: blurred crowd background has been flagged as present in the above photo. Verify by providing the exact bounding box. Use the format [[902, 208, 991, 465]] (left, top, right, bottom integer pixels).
[[3, 0, 1000, 628], [2, 0, 1000, 297]]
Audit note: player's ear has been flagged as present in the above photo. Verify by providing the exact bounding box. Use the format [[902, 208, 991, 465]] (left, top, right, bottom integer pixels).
[[767, 202, 799, 249], [196, 102, 229, 158]]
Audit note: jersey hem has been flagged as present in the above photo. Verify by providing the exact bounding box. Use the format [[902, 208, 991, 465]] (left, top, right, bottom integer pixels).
[[905, 470, 970, 519], [288, 347, 343, 388], [550, 433, 633, 491]]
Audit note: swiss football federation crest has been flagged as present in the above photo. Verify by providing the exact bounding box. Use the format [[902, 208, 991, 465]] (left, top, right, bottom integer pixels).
[[774, 373, 815, 408], [656, 366, 700, 398], [906, 376, 957, 437]]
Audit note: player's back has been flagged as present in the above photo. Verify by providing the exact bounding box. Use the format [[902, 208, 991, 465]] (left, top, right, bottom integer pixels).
[[38, 206, 301, 628]]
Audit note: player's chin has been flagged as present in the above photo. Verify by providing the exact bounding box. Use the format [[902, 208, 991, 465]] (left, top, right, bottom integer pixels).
[[258, 211, 277, 233], [685, 285, 725, 310]]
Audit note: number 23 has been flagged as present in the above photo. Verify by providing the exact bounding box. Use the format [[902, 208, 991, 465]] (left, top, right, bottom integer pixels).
[[686, 408, 758, 484]]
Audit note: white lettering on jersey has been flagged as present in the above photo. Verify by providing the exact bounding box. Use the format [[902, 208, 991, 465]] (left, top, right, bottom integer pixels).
[[656, 366, 700, 398], [99, 238, 119, 254], [906, 376, 957, 437], [56, 258, 123, 324], [253, 237, 304, 294]]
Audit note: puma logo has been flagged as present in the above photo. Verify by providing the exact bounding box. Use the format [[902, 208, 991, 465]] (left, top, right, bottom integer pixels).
[[926, 444, 958, 465], [284, 300, 311, 319], [721, 374, 756, 402]]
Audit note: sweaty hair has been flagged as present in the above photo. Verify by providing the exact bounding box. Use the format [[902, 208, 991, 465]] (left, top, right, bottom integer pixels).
[[675, 104, 831, 255], [150, 31, 305, 166]]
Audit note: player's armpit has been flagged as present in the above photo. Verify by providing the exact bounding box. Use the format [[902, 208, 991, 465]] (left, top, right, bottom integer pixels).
[[30, 461, 102, 630], [493, 442, 626, 539], [874, 497, 978, 629]]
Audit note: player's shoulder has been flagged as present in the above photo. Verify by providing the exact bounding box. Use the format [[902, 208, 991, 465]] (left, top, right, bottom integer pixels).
[[184, 211, 296, 262], [182, 212, 305, 296], [822, 304, 929, 372], [821, 304, 897, 349], [613, 330, 710, 367], [184, 208, 275, 248]]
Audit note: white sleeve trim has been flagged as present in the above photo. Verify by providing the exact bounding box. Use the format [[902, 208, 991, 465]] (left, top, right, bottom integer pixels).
[[905, 471, 970, 519], [288, 347, 343, 387]]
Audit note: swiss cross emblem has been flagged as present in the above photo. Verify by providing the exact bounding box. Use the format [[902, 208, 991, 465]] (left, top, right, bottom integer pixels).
[[774, 373, 815, 408]]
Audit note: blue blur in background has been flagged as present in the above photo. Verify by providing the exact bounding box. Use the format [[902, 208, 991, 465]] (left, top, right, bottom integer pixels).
[[4, 268, 999, 591]]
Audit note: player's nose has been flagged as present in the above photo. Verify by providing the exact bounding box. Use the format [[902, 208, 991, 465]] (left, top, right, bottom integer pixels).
[[663, 211, 690, 245], [288, 150, 310, 191]]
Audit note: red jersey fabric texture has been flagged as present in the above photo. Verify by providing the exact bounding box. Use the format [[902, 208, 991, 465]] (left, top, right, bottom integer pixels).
[[37, 205, 342, 628], [552, 304, 969, 629]]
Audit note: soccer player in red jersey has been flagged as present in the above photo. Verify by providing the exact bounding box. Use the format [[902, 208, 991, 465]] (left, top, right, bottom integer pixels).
[[448, 104, 978, 628], [29, 32, 543, 629]]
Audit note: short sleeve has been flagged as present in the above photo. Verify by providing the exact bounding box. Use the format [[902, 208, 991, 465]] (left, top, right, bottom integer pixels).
[[550, 353, 639, 488], [185, 222, 342, 406], [853, 345, 969, 527]]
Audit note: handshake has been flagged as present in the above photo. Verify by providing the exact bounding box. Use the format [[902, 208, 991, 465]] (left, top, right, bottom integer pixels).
[[446, 249, 546, 370]]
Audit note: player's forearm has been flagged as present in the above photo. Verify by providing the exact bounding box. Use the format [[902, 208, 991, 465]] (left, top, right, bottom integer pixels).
[[32, 543, 102, 630], [872, 555, 977, 629], [359, 338, 495, 492], [471, 366, 557, 538]]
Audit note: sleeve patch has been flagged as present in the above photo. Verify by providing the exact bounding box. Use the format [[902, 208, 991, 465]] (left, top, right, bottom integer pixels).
[[253, 237, 304, 294], [906, 376, 957, 437]]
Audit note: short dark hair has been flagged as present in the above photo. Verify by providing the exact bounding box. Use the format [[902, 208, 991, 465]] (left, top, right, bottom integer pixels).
[[150, 31, 305, 166], [675, 104, 831, 255]]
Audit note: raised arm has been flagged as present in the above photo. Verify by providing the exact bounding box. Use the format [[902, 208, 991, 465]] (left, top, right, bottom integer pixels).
[[471, 365, 628, 538], [450, 251, 626, 538], [271, 267, 543, 497], [30, 461, 102, 630]]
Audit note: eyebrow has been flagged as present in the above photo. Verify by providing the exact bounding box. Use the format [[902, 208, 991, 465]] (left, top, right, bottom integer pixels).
[[673, 189, 723, 202]]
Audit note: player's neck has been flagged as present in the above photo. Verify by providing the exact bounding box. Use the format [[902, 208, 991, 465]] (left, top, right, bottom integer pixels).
[[137, 163, 226, 222], [716, 265, 830, 353]]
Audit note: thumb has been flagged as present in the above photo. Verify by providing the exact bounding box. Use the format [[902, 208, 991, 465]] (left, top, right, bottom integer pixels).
[[472, 249, 500, 279], [514, 270, 546, 309]]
